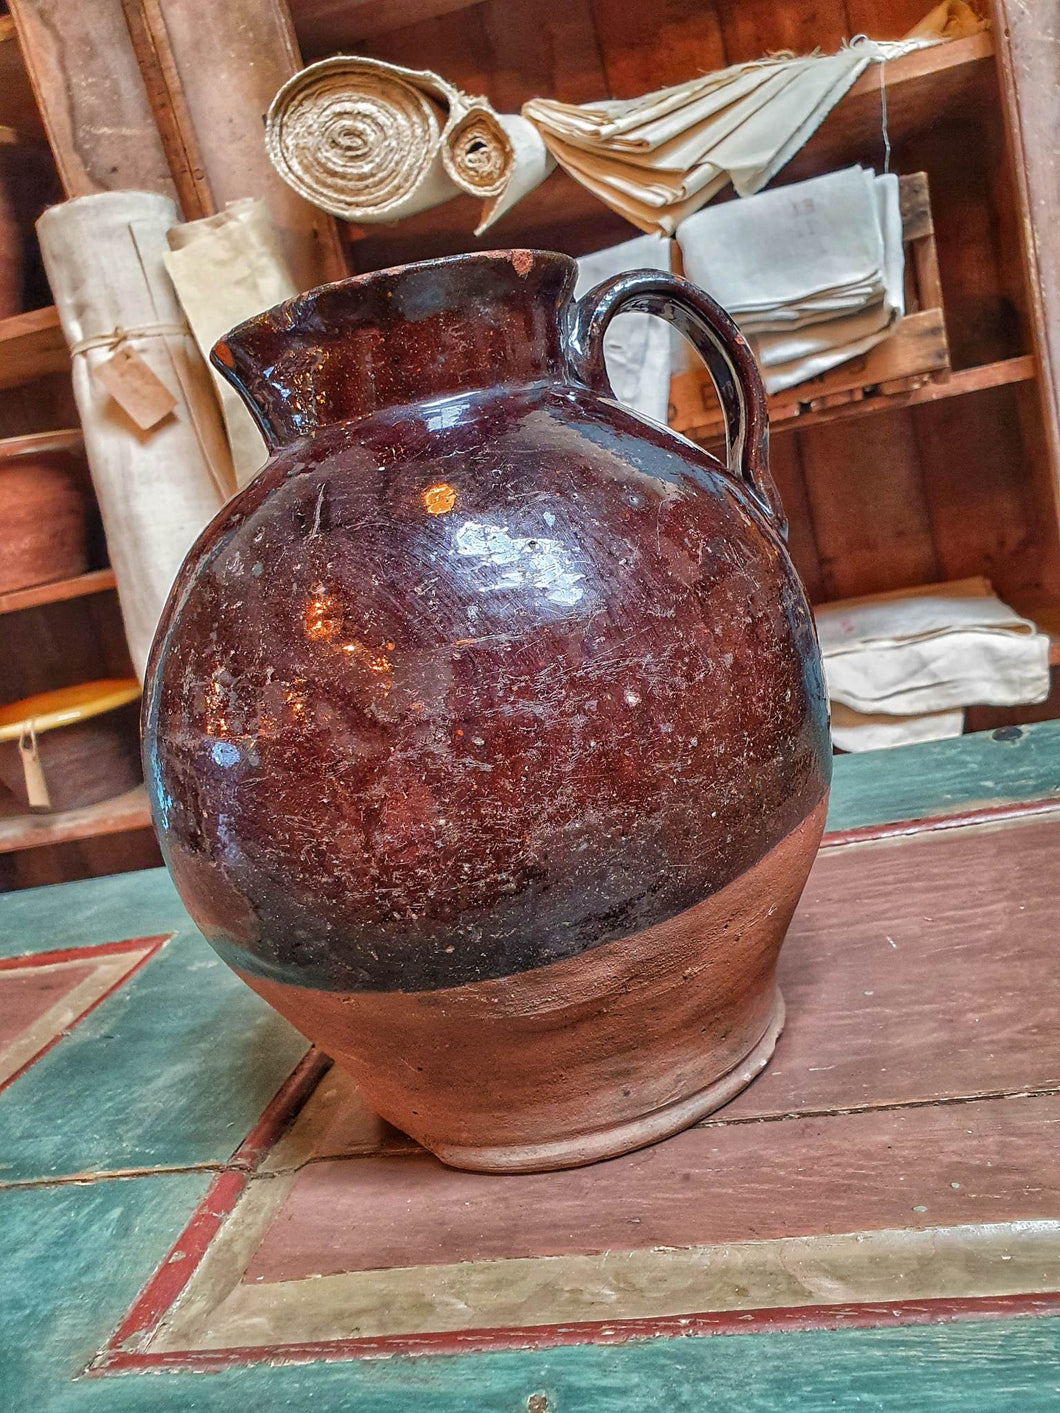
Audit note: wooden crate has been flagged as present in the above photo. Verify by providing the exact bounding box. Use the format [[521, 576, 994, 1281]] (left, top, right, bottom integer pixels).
[[668, 172, 950, 442]]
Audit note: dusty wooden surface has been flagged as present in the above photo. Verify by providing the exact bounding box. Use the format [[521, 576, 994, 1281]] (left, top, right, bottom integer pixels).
[[7, 0, 178, 200]]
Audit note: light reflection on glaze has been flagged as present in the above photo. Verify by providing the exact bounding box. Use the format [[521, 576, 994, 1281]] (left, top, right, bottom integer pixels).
[[454, 520, 586, 607]]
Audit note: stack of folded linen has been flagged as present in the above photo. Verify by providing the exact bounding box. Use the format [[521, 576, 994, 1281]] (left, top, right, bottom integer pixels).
[[575, 232, 674, 425], [815, 577, 1052, 752], [677, 165, 905, 395]]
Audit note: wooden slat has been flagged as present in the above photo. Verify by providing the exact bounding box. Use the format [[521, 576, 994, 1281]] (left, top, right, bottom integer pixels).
[[0, 569, 117, 617], [0, 786, 151, 855], [767, 432, 824, 600], [685, 358, 1037, 444], [7, 0, 178, 200], [914, 381, 1041, 602], [992, 0, 1060, 552], [290, 0, 487, 56], [716, 0, 851, 65], [0, 426, 81, 460], [779, 32, 995, 188], [0, 14, 45, 138], [244, 1095, 1060, 1283], [121, 0, 346, 290], [0, 306, 68, 390], [728, 809, 1060, 1119], [588, 0, 725, 100], [798, 406, 940, 599], [671, 310, 950, 439]]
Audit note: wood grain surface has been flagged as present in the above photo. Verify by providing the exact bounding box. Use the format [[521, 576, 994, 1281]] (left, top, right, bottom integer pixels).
[[246, 1095, 1060, 1282]]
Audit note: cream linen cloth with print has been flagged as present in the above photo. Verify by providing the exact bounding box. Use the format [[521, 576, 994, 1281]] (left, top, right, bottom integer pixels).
[[677, 167, 905, 395]]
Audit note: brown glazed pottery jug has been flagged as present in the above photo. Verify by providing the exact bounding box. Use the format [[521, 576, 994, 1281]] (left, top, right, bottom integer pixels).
[[143, 251, 831, 1172]]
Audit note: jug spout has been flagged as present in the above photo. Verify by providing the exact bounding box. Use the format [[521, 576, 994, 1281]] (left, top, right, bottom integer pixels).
[[211, 250, 577, 449]]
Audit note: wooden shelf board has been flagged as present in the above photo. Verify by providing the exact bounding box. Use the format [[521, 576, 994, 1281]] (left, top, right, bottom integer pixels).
[[345, 34, 996, 270], [0, 14, 46, 140], [0, 786, 151, 855], [677, 357, 1037, 445], [0, 427, 83, 461], [0, 306, 68, 389], [0, 568, 117, 616]]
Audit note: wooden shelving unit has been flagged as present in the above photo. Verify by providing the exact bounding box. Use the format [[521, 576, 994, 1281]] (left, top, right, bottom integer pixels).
[[0, 786, 151, 855], [0, 305, 68, 387], [0, 568, 117, 616], [1, 0, 1058, 886]]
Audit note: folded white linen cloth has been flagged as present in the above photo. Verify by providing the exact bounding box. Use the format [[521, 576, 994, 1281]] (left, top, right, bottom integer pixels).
[[677, 166, 905, 394], [828, 701, 966, 752], [815, 578, 1051, 745], [524, 37, 937, 235], [266, 56, 554, 234], [575, 234, 673, 424]]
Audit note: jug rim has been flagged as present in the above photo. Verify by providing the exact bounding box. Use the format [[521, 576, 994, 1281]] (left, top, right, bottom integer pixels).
[[212, 248, 577, 367]]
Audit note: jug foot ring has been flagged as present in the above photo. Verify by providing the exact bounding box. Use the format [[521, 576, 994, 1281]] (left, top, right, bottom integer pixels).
[[430, 989, 785, 1174]]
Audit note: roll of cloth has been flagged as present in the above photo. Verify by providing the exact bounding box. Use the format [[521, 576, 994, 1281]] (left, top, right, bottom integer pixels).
[[266, 56, 554, 234], [165, 198, 298, 489], [37, 191, 235, 680]]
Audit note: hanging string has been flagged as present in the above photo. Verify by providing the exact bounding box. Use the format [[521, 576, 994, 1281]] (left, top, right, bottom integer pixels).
[[879, 58, 892, 174]]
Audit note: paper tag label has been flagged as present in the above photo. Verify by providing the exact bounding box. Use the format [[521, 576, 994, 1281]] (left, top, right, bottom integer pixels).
[[94, 344, 177, 430], [18, 724, 51, 810]]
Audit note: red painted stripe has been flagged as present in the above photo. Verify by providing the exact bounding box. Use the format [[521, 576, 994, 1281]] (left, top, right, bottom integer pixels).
[[0, 935, 169, 1095], [821, 797, 1060, 850], [92, 1289, 1060, 1375], [0, 932, 170, 971], [97, 1166, 248, 1366], [230, 1048, 332, 1171], [90, 1047, 330, 1374]]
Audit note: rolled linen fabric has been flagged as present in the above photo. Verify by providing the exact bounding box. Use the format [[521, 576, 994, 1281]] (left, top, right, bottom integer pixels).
[[443, 105, 555, 233], [165, 198, 298, 489], [266, 56, 552, 230], [37, 192, 235, 680]]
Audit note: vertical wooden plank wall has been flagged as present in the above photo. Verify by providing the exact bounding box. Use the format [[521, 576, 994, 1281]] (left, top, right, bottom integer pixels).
[[121, 0, 346, 289]]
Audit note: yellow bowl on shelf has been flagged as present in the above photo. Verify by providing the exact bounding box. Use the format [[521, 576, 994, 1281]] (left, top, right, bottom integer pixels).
[[0, 678, 142, 813]]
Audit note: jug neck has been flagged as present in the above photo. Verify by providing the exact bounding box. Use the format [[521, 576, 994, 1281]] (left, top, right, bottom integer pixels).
[[212, 251, 578, 448]]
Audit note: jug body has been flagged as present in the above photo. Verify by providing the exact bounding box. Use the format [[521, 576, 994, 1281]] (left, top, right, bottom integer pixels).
[[143, 251, 830, 1172]]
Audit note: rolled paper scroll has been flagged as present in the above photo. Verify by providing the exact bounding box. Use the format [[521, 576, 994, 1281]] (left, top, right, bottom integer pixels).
[[37, 192, 235, 680], [165, 198, 298, 488], [266, 56, 553, 233]]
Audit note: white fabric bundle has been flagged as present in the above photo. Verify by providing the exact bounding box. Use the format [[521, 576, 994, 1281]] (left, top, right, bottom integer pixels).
[[523, 38, 934, 236], [266, 57, 554, 234], [816, 578, 1051, 752], [38, 192, 235, 680], [164, 198, 298, 489], [678, 166, 905, 394], [575, 234, 673, 424]]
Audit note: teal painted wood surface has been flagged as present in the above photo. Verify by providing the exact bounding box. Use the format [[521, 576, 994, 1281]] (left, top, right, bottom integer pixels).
[[0, 929, 306, 1183], [825, 719, 1060, 834], [3, 1175, 1059, 1413], [0, 864, 190, 961], [2, 1165, 1058, 1413]]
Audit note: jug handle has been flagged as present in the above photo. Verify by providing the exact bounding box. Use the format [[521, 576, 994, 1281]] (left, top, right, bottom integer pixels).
[[566, 269, 786, 537]]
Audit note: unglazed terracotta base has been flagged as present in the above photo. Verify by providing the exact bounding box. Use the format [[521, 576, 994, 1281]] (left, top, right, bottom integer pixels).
[[239, 796, 825, 1172], [431, 991, 786, 1173]]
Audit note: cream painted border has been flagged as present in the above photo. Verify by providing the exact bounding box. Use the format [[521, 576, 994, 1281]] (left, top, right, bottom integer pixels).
[[0, 949, 154, 1089], [150, 1214, 1060, 1352]]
